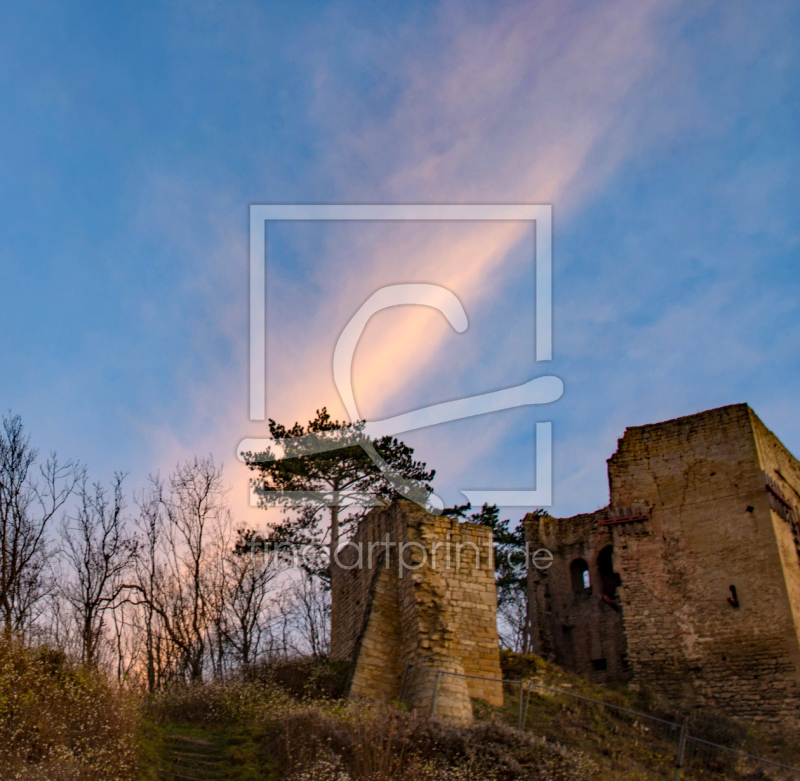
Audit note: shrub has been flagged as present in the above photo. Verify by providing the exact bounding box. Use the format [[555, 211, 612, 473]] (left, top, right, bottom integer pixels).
[[146, 658, 349, 727], [147, 676, 298, 725], [270, 706, 597, 781], [244, 657, 351, 700], [0, 636, 138, 780]]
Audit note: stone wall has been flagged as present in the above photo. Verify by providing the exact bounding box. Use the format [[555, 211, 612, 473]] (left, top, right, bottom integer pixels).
[[331, 500, 503, 720], [526, 404, 800, 722], [525, 510, 630, 685]]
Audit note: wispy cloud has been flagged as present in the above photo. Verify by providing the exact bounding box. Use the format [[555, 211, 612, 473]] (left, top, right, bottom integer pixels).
[[5, 0, 798, 531], [265, 0, 680, 418], [129, 0, 800, 527]]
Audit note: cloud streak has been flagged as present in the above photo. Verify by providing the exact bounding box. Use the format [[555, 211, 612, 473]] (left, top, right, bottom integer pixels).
[[132, 0, 800, 527], [266, 0, 679, 421], [153, 0, 689, 525]]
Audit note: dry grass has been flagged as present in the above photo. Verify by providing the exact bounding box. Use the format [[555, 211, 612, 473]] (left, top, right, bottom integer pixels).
[[142, 655, 800, 780], [147, 676, 300, 726], [498, 651, 800, 779], [147, 669, 597, 781], [271, 707, 597, 781], [0, 636, 139, 780]]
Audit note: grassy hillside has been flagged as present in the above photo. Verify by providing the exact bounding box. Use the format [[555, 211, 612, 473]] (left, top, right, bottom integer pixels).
[[2, 639, 793, 780], [138, 654, 800, 780]]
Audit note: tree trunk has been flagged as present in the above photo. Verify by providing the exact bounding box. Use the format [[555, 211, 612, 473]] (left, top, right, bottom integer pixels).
[[329, 496, 340, 638]]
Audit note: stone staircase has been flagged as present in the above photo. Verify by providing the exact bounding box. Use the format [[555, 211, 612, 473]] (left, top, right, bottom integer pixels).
[[161, 733, 227, 780]]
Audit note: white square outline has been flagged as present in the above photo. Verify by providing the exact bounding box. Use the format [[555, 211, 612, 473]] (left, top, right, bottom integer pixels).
[[248, 204, 555, 506]]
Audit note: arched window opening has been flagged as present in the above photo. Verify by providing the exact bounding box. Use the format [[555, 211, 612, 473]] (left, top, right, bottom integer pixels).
[[598, 545, 621, 599], [570, 558, 591, 593]]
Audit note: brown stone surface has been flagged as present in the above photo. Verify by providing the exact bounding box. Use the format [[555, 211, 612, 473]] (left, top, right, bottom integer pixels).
[[526, 404, 800, 722], [331, 500, 503, 720], [525, 509, 629, 685]]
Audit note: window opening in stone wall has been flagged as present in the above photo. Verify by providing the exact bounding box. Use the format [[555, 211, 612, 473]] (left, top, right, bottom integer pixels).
[[598, 545, 621, 599], [727, 584, 739, 608], [570, 558, 591, 592], [591, 657, 607, 671]]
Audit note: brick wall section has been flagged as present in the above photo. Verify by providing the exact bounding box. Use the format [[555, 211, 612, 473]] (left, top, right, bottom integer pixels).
[[331, 500, 503, 720], [525, 510, 630, 684], [526, 404, 800, 723]]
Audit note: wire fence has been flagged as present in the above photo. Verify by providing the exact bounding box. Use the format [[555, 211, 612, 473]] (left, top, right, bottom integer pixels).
[[400, 664, 800, 780]]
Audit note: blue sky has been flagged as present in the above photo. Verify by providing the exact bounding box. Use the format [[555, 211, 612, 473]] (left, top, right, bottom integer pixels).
[[1, 0, 798, 526]]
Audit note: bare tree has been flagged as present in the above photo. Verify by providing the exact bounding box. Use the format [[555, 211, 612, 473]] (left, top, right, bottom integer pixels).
[[109, 600, 142, 682], [133, 480, 167, 691], [0, 414, 79, 636], [40, 585, 75, 653], [131, 458, 229, 683], [59, 474, 137, 666], [164, 457, 228, 680], [498, 588, 530, 652], [220, 531, 282, 666], [286, 571, 330, 658]]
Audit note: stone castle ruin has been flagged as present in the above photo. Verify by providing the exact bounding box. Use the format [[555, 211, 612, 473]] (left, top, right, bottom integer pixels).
[[330, 500, 503, 721], [527, 404, 800, 722], [332, 403, 800, 723]]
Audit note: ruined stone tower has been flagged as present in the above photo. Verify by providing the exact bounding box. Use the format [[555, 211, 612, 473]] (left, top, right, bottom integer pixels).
[[526, 404, 800, 722], [331, 500, 503, 720], [525, 508, 630, 685]]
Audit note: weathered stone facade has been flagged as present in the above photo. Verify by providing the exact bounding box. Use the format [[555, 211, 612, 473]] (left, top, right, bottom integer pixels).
[[331, 500, 503, 721], [526, 509, 630, 685], [526, 404, 800, 722]]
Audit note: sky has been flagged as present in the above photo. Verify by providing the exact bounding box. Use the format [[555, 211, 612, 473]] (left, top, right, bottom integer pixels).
[[1, 0, 798, 529]]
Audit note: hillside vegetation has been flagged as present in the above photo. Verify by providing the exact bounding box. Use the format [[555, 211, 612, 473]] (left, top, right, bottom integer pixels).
[[136, 653, 800, 781], [0, 636, 138, 780], [3, 638, 798, 780]]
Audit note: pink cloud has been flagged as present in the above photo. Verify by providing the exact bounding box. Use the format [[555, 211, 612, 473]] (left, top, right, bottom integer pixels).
[[142, 0, 688, 527]]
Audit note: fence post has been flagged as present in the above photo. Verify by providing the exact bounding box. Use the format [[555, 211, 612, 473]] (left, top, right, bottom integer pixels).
[[429, 671, 441, 719], [521, 681, 533, 730], [517, 681, 525, 730], [673, 722, 688, 781], [399, 662, 411, 703]]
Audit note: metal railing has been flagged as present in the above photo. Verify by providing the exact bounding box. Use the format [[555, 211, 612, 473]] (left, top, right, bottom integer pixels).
[[399, 664, 800, 780]]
